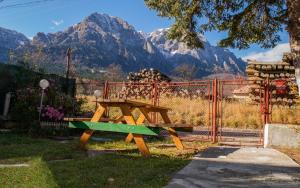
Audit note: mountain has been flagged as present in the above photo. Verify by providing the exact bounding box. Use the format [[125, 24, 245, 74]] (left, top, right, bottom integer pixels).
[[24, 13, 168, 73], [1, 12, 246, 78], [0, 27, 29, 62], [149, 28, 246, 77]]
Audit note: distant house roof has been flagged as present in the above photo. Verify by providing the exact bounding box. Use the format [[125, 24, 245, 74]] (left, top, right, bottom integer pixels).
[[232, 85, 250, 95]]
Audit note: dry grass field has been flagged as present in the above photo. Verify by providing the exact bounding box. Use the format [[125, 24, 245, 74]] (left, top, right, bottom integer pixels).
[[78, 95, 300, 129]]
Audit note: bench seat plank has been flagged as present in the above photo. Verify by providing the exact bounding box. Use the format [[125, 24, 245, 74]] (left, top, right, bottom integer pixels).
[[64, 117, 110, 122], [146, 123, 198, 128], [69, 121, 160, 136]]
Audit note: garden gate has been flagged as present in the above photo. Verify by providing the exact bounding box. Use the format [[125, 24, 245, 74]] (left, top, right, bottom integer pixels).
[[216, 79, 268, 146]]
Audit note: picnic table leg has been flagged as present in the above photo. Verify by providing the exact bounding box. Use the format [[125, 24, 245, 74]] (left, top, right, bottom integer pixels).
[[120, 105, 150, 156], [160, 111, 184, 150], [125, 108, 153, 143], [79, 105, 106, 149], [125, 114, 145, 142]]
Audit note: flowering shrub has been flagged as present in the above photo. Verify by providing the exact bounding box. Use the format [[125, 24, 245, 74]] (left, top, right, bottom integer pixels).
[[10, 83, 85, 133], [41, 105, 64, 122]]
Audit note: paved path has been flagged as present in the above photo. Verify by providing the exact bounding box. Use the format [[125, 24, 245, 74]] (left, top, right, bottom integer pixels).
[[166, 147, 300, 188], [0, 163, 29, 168]]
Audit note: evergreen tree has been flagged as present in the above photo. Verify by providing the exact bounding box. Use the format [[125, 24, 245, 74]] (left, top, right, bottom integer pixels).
[[145, 0, 300, 67]]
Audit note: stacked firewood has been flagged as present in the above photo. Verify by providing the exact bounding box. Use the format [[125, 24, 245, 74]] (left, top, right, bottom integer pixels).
[[127, 68, 171, 83], [158, 86, 207, 99], [246, 53, 298, 106], [116, 69, 207, 99], [117, 69, 171, 99], [117, 83, 153, 99]]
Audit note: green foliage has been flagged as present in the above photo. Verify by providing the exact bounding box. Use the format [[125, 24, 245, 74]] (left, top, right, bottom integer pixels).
[[0, 63, 75, 95], [10, 88, 40, 129], [10, 86, 85, 132], [145, 0, 287, 49]]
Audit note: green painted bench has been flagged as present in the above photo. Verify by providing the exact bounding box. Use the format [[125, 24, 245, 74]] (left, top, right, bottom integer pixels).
[[69, 121, 160, 136]]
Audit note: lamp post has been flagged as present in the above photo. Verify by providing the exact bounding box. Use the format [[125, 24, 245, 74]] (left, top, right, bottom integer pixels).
[[39, 79, 49, 121], [93, 90, 101, 111], [295, 68, 300, 96]]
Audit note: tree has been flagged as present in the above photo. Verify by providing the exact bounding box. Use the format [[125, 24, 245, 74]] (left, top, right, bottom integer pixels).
[[145, 0, 300, 67], [173, 63, 198, 80], [104, 64, 125, 81]]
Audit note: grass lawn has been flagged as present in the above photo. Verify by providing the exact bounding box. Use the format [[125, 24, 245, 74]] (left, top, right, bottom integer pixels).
[[0, 131, 211, 188]]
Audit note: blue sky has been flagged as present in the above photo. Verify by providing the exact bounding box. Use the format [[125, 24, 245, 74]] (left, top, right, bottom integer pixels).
[[0, 0, 290, 59]]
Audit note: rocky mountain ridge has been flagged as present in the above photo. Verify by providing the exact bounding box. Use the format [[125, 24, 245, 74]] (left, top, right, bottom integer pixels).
[[0, 12, 246, 78], [0, 27, 30, 62]]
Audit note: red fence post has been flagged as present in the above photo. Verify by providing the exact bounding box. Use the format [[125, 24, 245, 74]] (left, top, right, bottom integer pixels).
[[103, 81, 109, 99], [152, 82, 159, 123], [103, 81, 109, 117], [212, 79, 218, 143], [263, 78, 270, 124]]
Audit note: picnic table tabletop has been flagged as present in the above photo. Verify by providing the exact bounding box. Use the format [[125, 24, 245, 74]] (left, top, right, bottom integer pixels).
[[96, 99, 171, 111]]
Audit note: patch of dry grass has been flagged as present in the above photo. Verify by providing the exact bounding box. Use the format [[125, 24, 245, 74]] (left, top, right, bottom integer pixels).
[[77, 95, 300, 129], [276, 147, 300, 165]]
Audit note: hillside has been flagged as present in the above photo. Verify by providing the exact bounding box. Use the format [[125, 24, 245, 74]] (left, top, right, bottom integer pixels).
[[0, 27, 29, 62]]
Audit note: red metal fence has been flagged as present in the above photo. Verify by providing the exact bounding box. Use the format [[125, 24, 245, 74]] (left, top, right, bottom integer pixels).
[[76, 78, 298, 146]]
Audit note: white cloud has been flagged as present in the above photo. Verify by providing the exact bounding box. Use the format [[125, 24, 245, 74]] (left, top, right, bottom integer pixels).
[[242, 43, 290, 62], [51, 19, 64, 26]]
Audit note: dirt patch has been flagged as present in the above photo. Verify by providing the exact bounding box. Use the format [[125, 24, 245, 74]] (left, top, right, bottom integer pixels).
[[277, 147, 300, 164]]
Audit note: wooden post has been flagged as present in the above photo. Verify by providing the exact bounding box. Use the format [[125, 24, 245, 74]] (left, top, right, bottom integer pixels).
[[65, 48, 71, 94], [3, 92, 11, 117]]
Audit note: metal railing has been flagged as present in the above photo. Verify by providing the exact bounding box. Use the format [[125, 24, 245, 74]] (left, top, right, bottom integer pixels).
[[74, 78, 298, 145]]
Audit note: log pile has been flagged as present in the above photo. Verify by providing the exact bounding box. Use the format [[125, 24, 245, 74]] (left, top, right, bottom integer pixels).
[[116, 69, 171, 99], [246, 53, 298, 106], [127, 68, 171, 83], [115, 69, 207, 99]]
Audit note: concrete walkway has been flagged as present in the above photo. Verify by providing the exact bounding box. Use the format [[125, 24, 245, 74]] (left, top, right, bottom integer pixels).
[[166, 147, 300, 188]]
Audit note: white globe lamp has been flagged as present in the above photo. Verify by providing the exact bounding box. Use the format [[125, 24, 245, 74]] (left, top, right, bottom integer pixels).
[[39, 79, 49, 121], [93, 90, 101, 99], [39, 79, 49, 90]]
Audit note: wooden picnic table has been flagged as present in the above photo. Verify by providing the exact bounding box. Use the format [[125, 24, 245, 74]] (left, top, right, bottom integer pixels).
[[65, 99, 185, 156]]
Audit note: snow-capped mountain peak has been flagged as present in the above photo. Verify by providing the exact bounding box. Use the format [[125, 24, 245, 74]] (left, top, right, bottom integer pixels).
[[0, 12, 245, 78]]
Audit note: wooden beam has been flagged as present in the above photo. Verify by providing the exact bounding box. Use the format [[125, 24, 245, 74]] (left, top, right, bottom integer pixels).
[[79, 105, 106, 149], [160, 111, 184, 150], [120, 105, 150, 156], [125, 112, 146, 143]]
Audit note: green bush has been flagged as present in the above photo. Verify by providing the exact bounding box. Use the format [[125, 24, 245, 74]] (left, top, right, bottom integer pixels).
[[10, 85, 86, 134]]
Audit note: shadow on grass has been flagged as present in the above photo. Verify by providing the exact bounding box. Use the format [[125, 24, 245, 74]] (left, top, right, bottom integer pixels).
[[0, 131, 193, 188], [198, 146, 240, 158]]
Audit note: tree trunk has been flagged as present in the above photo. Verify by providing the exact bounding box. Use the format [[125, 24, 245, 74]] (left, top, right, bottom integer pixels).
[[286, 0, 300, 67]]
